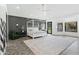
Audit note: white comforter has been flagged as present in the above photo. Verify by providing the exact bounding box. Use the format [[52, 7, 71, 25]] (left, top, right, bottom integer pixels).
[[27, 30, 47, 38]]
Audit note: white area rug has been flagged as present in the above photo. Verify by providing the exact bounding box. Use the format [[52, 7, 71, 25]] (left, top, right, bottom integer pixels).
[[24, 35, 77, 55]]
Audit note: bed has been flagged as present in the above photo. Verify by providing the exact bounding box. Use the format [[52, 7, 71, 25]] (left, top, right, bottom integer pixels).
[[24, 35, 77, 55], [27, 27, 47, 39]]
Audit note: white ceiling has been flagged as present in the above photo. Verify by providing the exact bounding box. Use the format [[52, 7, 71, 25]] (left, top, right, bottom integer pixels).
[[7, 4, 79, 19]]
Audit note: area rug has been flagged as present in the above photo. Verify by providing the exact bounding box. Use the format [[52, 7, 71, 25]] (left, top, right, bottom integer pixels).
[[24, 35, 77, 55]]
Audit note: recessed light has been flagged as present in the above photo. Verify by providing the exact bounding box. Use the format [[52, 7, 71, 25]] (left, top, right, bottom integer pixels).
[[16, 6, 20, 9]]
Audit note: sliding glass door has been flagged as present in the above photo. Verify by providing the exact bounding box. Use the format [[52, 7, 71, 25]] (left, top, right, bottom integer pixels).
[[47, 22, 52, 34]]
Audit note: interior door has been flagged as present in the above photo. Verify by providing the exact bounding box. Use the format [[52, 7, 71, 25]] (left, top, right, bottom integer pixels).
[[47, 22, 52, 34]]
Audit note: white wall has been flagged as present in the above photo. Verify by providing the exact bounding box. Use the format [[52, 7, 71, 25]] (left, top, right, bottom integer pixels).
[[50, 15, 79, 37]]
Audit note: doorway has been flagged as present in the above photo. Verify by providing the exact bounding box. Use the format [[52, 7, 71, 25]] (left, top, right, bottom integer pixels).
[[47, 22, 52, 34]]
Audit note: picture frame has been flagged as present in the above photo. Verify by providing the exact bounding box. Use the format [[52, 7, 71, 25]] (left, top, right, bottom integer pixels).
[[65, 21, 77, 32], [57, 23, 63, 32]]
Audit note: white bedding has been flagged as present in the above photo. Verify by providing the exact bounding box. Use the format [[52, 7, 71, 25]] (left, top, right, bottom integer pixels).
[[27, 30, 47, 38], [24, 35, 77, 55]]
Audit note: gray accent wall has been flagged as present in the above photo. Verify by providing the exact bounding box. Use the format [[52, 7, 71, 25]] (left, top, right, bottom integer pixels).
[[8, 15, 27, 35]]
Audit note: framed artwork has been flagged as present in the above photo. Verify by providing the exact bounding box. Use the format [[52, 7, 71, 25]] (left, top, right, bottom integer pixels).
[[65, 21, 77, 32], [57, 23, 63, 32]]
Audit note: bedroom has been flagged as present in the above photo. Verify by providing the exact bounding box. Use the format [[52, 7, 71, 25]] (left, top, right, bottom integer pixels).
[[0, 4, 79, 55]]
